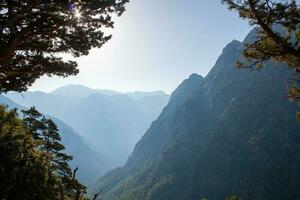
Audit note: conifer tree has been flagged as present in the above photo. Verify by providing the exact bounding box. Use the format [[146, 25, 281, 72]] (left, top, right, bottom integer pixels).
[[0, 106, 50, 200], [223, 0, 300, 118], [0, 0, 128, 92], [0, 105, 89, 199]]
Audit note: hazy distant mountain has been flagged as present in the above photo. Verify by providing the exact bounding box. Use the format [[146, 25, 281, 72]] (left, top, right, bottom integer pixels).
[[5, 86, 170, 170], [50, 84, 121, 98], [0, 95, 108, 184], [126, 91, 168, 100], [90, 30, 300, 200], [5, 86, 120, 119], [62, 92, 170, 168], [136, 94, 171, 123], [5, 91, 80, 119], [0, 95, 21, 109], [62, 93, 143, 166]]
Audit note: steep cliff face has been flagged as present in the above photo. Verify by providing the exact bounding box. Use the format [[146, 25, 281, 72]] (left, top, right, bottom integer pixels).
[[90, 31, 300, 200]]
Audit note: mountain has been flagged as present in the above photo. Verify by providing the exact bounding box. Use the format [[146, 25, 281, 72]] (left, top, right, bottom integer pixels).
[[63, 93, 144, 166], [6, 85, 122, 118], [50, 84, 121, 98], [0, 95, 22, 109], [0, 95, 108, 184], [136, 93, 171, 123], [89, 31, 300, 200], [5, 86, 170, 169], [126, 91, 167, 100], [5, 91, 80, 119], [62, 92, 170, 168]]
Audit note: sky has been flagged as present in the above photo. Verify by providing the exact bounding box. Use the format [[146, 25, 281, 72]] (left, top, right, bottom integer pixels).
[[30, 0, 251, 94]]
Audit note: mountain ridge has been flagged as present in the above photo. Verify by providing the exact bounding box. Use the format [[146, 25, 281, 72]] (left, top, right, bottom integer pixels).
[[89, 30, 300, 200]]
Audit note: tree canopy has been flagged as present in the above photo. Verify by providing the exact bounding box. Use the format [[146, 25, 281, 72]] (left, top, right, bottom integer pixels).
[[0, 105, 88, 200], [223, 0, 300, 118], [0, 0, 128, 92]]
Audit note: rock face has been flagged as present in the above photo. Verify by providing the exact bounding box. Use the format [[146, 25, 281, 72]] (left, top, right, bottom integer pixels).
[[90, 31, 300, 200]]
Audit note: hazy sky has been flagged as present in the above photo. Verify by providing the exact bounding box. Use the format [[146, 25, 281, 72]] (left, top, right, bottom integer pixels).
[[30, 0, 251, 94]]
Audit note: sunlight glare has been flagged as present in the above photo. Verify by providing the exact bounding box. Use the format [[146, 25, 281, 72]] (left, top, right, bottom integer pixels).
[[74, 9, 82, 19]]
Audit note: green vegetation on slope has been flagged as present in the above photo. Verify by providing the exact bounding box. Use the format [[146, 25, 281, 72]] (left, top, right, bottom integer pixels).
[[0, 105, 87, 200]]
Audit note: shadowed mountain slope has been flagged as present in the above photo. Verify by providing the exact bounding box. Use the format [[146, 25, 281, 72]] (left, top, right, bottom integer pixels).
[[89, 31, 300, 200]]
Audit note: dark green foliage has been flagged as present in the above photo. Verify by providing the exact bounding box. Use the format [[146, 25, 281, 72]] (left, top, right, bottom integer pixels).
[[0, 106, 48, 199], [22, 107, 73, 177], [0, 0, 128, 92], [90, 33, 300, 200], [0, 105, 88, 200], [222, 0, 300, 117]]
